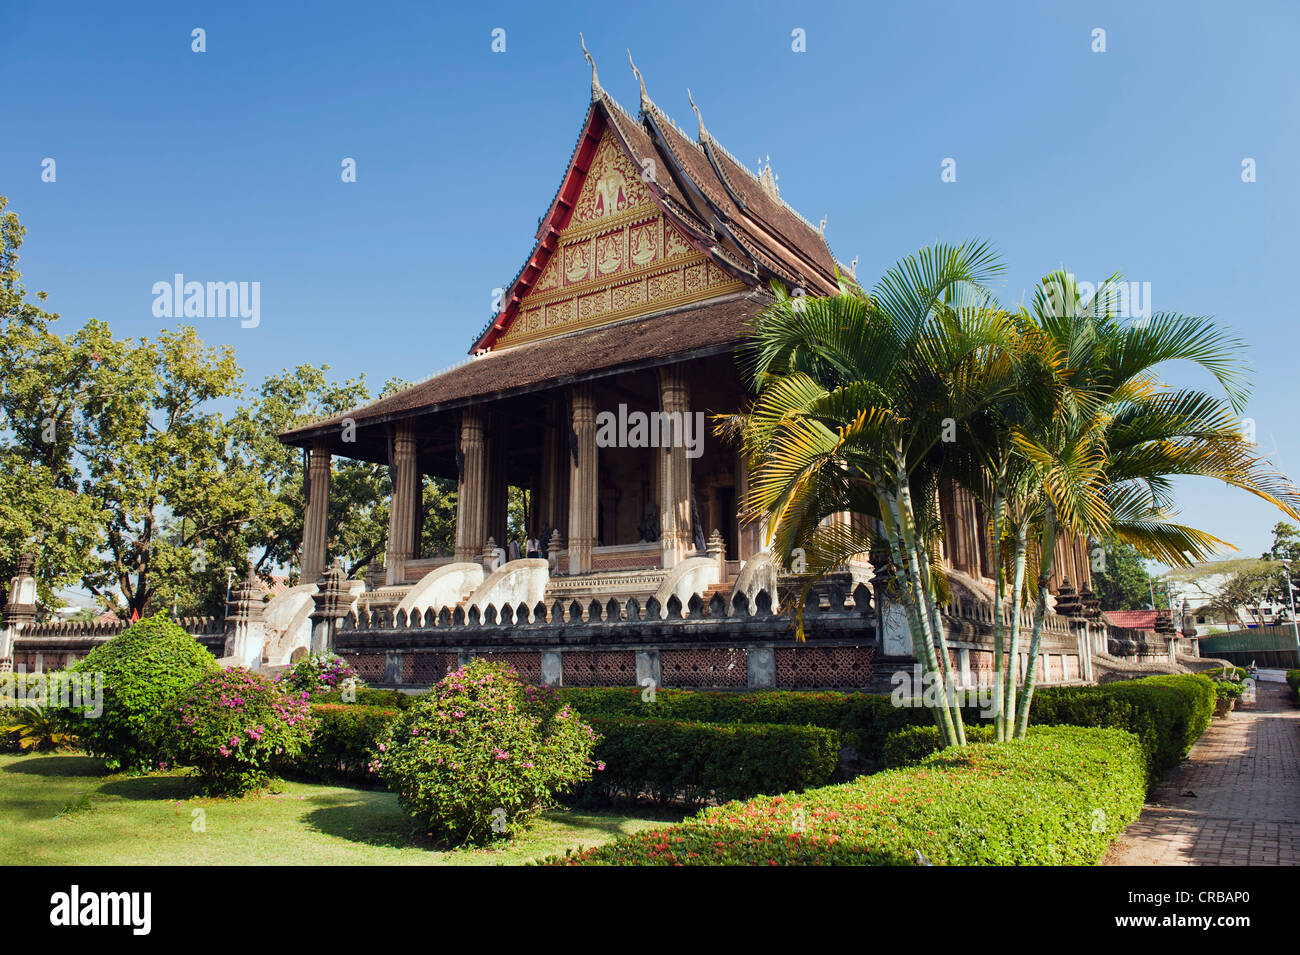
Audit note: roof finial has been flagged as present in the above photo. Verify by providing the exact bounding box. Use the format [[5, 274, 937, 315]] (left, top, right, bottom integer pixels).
[[850, 255, 859, 276], [627, 49, 649, 110], [580, 33, 600, 99], [687, 88, 708, 141]]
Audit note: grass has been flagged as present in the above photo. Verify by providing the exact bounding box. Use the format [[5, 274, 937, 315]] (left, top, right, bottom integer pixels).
[[0, 751, 667, 865]]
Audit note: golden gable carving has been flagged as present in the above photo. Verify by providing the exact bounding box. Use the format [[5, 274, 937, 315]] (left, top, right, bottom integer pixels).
[[496, 129, 746, 349]]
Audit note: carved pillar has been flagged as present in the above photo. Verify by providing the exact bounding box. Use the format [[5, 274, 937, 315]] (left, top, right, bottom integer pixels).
[[0, 554, 37, 666], [224, 570, 267, 669], [658, 365, 694, 569], [707, 529, 726, 579], [567, 383, 599, 574], [455, 408, 488, 562], [310, 558, 353, 655], [301, 441, 332, 585], [385, 421, 419, 586], [955, 486, 980, 577]]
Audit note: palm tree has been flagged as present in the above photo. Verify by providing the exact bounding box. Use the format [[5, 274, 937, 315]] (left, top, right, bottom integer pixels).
[[1003, 271, 1300, 737], [737, 252, 1300, 750], [734, 241, 1020, 748]]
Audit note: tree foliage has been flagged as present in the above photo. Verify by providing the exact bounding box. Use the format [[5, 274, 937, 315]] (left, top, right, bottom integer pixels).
[[733, 243, 1300, 749], [0, 196, 454, 615], [1090, 540, 1156, 611]]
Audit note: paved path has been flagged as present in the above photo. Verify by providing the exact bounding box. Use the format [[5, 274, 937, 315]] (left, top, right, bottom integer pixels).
[[1106, 681, 1300, 866]]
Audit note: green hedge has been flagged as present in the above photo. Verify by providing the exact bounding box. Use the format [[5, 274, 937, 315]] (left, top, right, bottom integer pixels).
[[550, 725, 1146, 866], [312, 688, 417, 709], [583, 715, 838, 808], [558, 675, 1213, 780], [1287, 669, 1300, 704], [1023, 675, 1213, 780], [290, 700, 837, 802], [882, 723, 997, 768], [556, 687, 938, 773], [296, 675, 1212, 795], [294, 704, 400, 782]]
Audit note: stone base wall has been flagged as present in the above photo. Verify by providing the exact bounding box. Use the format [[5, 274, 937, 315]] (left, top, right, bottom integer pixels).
[[10, 620, 225, 673], [335, 580, 880, 691], [339, 642, 879, 691]]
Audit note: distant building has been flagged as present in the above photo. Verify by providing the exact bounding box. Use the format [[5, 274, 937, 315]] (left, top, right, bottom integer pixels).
[[1163, 559, 1289, 636]]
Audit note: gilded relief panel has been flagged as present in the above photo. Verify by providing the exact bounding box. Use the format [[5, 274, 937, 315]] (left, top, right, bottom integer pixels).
[[497, 129, 746, 348]]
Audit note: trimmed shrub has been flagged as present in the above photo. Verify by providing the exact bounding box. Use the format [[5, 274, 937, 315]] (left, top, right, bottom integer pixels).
[[284, 700, 836, 802], [882, 723, 996, 768], [373, 660, 600, 845], [275, 653, 361, 697], [164, 669, 317, 796], [583, 715, 838, 808], [559, 675, 1212, 782], [1027, 675, 1213, 780], [296, 703, 400, 782], [1287, 669, 1300, 704], [550, 726, 1146, 866], [313, 687, 416, 710], [556, 687, 936, 773], [66, 613, 219, 772]]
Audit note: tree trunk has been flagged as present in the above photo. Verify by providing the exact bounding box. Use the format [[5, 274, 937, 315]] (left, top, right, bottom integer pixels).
[[1014, 503, 1057, 738], [908, 506, 967, 745], [882, 488, 961, 748], [1000, 517, 1029, 740], [990, 486, 1005, 741]]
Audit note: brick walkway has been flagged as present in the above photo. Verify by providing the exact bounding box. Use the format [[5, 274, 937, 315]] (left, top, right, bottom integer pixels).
[[1106, 681, 1300, 865]]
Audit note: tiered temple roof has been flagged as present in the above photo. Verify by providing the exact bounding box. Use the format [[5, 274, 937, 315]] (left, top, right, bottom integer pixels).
[[282, 51, 845, 453]]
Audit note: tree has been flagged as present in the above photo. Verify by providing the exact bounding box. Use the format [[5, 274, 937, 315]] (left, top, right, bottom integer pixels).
[[1005, 271, 1298, 737], [1089, 541, 1156, 610], [74, 326, 263, 618], [735, 241, 1018, 748], [1, 195, 462, 612], [0, 197, 105, 607], [735, 247, 1300, 750]]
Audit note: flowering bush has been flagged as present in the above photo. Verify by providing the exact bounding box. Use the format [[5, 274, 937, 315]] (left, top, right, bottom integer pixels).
[[373, 660, 600, 845], [275, 653, 362, 698], [65, 613, 219, 772], [165, 669, 317, 796]]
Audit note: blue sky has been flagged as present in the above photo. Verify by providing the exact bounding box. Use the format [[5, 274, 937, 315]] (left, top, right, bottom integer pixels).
[[2, 0, 1297, 566]]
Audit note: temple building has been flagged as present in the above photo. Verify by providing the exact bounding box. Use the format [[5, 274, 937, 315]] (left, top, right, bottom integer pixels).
[[267, 54, 1098, 689], [0, 58, 1163, 692]]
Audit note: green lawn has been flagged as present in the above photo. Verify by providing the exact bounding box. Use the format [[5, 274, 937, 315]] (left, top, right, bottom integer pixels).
[[0, 752, 667, 865]]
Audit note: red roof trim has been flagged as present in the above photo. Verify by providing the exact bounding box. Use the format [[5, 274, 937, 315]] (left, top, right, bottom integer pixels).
[[472, 95, 761, 354], [471, 105, 609, 353]]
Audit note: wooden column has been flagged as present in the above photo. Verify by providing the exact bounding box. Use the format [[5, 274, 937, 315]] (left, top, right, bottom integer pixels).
[[538, 397, 568, 540], [454, 408, 487, 561], [567, 383, 598, 574], [301, 441, 332, 584], [734, 449, 763, 560], [385, 421, 419, 585], [658, 365, 694, 569], [485, 414, 508, 552]]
